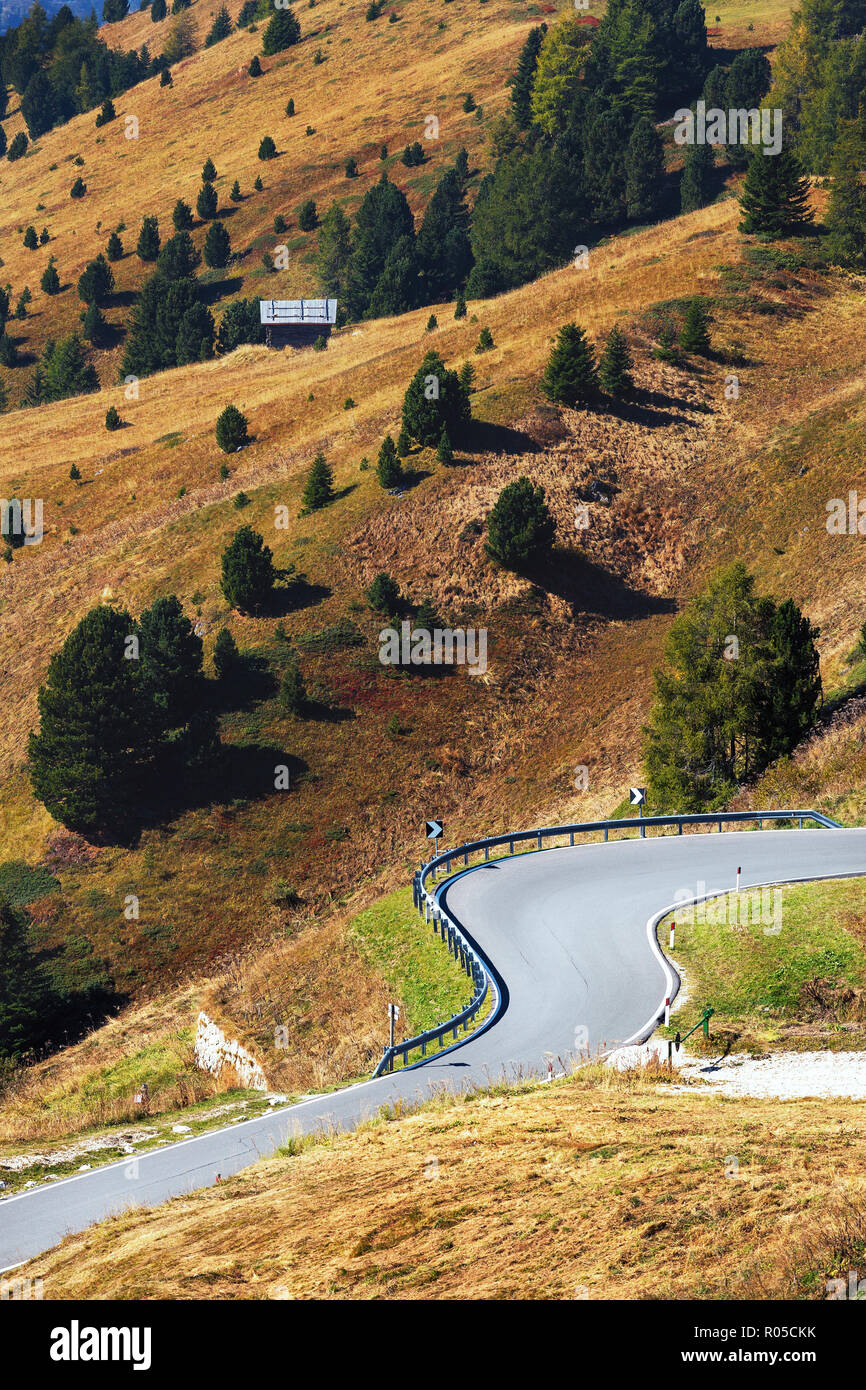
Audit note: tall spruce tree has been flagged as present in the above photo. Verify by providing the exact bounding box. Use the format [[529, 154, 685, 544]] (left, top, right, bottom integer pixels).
[[136, 214, 160, 261], [509, 23, 547, 129], [679, 298, 711, 354], [203, 220, 231, 269], [401, 350, 471, 446], [643, 562, 821, 810], [301, 452, 335, 510], [416, 163, 473, 303], [541, 323, 598, 405], [598, 325, 634, 395], [345, 174, 415, 319], [624, 116, 665, 221], [316, 202, 353, 298], [738, 147, 814, 237], [262, 6, 300, 54], [825, 122, 866, 268], [376, 435, 402, 488], [681, 141, 715, 213]]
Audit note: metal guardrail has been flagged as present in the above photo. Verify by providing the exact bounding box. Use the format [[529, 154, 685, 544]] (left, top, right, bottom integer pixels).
[[372, 808, 841, 1077]]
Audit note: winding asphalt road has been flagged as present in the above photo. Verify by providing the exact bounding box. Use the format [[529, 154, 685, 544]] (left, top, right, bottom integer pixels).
[[3, 825, 866, 1271]]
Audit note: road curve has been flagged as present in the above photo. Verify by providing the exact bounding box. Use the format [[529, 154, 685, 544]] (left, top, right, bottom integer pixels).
[[3, 826, 866, 1271]]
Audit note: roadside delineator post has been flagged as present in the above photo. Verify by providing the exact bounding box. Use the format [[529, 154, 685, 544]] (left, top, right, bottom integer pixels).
[[736, 866, 741, 893], [669, 920, 675, 950], [664, 996, 671, 1026]]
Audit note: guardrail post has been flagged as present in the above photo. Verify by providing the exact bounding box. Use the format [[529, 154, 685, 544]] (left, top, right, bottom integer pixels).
[[718, 819, 723, 832], [640, 820, 645, 839], [484, 845, 489, 861], [604, 827, 608, 842], [569, 832, 574, 846], [678, 822, 682, 835], [798, 817, 803, 829], [509, 839, 514, 854], [464, 849, 468, 865], [537, 831, 542, 850]]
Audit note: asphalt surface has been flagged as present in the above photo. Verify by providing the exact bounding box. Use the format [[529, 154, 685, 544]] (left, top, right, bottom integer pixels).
[[3, 825, 866, 1270]]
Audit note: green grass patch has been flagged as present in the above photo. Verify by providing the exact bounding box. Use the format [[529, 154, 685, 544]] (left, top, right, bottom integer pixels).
[[348, 886, 475, 1037], [660, 877, 866, 1052]]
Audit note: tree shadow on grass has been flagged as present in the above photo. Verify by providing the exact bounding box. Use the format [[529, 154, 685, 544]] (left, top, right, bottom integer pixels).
[[529, 548, 677, 622], [602, 387, 709, 429], [215, 742, 307, 801], [263, 575, 332, 617], [107, 289, 137, 311], [199, 275, 245, 306], [464, 418, 540, 456], [211, 652, 278, 713], [301, 698, 357, 723]]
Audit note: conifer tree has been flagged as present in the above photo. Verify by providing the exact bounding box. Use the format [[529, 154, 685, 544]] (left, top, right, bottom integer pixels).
[[205, 5, 232, 45], [262, 6, 301, 54], [28, 605, 151, 838], [401, 350, 471, 446], [220, 526, 275, 612], [679, 298, 711, 354], [201, 156, 217, 182], [541, 323, 598, 406], [82, 301, 109, 347], [486, 477, 555, 571], [230, 180, 242, 202], [105, 404, 122, 429], [41, 258, 61, 295], [681, 142, 714, 213], [258, 134, 277, 159], [316, 202, 352, 296], [825, 123, 866, 268], [213, 628, 238, 679], [436, 427, 454, 465], [249, 55, 263, 77], [396, 427, 411, 457], [301, 452, 335, 510], [204, 220, 231, 269], [172, 199, 193, 230], [738, 147, 813, 238], [279, 653, 307, 714], [598, 326, 634, 396], [509, 23, 547, 129], [216, 404, 249, 451], [77, 253, 114, 305], [23, 225, 38, 250], [625, 117, 665, 222], [136, 214, 160, 261], [376, 435, 402, 488], [106, 230, 123, 261], [196, 182, 218, 219]]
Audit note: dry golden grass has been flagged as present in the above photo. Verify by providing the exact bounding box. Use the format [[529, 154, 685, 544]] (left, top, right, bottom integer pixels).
[[4, 189, 866, 1119], [19, 1065, 866, 1300], [0, 0, 530, 395]]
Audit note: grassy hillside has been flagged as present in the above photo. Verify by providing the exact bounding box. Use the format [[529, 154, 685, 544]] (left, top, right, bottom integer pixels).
[[0, 0, 539, 396], [5, 0, 865, 1144], [17, 1061, 866, 1299]]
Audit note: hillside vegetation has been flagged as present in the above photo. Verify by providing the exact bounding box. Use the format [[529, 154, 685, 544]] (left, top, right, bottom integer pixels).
[[5, 0, 866, 1146], [16, 1061, 866, 1299]]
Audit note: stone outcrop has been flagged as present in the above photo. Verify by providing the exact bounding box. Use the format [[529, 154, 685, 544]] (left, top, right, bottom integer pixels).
[[193, 1012, 268, 1091]]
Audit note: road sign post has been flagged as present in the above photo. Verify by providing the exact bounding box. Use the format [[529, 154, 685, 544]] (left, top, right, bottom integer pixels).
[[629, 788, 646, 836], [388, 1002, 400, 1050]]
